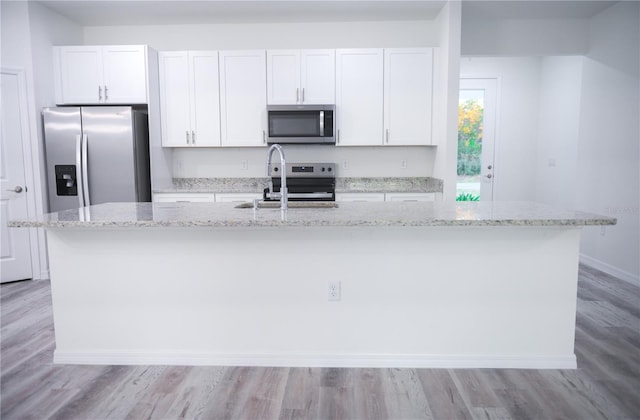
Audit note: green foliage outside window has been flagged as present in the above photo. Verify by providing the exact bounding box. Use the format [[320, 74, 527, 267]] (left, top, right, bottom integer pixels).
[[458, 99, 483, 176]]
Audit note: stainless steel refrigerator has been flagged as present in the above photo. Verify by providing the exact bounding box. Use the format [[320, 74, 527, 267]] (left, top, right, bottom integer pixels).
[[43, 106, 151, 212]]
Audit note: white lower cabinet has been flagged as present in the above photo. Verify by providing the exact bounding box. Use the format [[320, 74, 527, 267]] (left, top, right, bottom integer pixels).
[[336, 192, 439, 202], [336, 193, 386, 202], [384, 193, 437, 202], [214, 193, 262, 203], [153, 193, 215, 203]]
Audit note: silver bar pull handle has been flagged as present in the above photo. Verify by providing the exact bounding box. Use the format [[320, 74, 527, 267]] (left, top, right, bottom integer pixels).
[[81, 134, 90, 206], [263, 130, 266, 144], [192, 131, 195, 145], [302, 88, 305, 103], [386, 129, 390, 143], [75, 134, 85, 207], [186, 130, 190, 145], [319, 111, 325, 136], [337, 129, 340, 144], [296, 88, 299, 103], [98, 86, 102, 101], [104, 85, 108, 101]]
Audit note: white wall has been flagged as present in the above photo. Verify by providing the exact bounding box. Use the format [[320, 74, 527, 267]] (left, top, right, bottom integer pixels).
[[84, 20, 442, 179], [459, 57, 541, 201], [461, 17, 589, 56], [576, 1, 639, 282], [535, 56, 583, 210]]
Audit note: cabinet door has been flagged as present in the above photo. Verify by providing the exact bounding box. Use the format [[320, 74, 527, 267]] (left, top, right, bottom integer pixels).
[[57, 46, 103, 104], [335, 193, 385, 202], [384, 48, 433, 145], [159, 52, 191, 146], [335, 49, 384, 146], [385, 193, 436, 202], [266, 50, 300, 104], [219, 50, 267, 147], [215, 193, 262, 203], [301, 49, 335, 104], [102, 45, 148, 103], [190, 51, 221, 147], [153, 193, 215, 202]]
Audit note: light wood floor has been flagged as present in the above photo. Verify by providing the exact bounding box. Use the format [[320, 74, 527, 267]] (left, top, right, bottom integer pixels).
[[1, 264, 639, 419]]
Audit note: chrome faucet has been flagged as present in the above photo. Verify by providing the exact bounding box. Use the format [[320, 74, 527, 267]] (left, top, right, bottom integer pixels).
[[266, 143, 287, 212]]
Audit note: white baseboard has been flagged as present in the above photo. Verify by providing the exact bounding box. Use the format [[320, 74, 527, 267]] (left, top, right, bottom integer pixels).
[[580, 254, 640, 286], [53, 350, 577, 370]]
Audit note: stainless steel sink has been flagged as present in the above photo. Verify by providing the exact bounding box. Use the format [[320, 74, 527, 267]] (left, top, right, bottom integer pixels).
[[235, 201, 338, 209]]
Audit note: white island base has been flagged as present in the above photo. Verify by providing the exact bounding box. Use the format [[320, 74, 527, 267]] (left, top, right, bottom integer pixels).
[[47, 225, 581, 369]]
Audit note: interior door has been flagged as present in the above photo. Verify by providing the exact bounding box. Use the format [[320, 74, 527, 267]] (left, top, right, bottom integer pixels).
[[457, 78, 498, 201], [1, 72, 32, 283]]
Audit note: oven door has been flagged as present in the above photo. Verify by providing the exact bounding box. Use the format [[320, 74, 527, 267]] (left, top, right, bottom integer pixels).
[[264, 178, 336, 201]]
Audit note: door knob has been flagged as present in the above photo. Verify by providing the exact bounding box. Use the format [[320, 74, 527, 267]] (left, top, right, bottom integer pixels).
[[8, 186, 23, 193]]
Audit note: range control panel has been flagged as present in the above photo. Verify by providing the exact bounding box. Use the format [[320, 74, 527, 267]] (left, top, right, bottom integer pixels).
[[269, 163, 335, 178]]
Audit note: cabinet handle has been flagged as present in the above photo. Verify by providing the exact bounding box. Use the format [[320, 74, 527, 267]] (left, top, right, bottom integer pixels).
[[186, 130, 190, 145], [192, 131, 196, 145], [296, 88, 299, 103], [98, 86, 102, 101], [302, 88, 305, 103], [386, 129, 390, 143], [337, 129, 340, 144], [263, 130, 266, 144], [104, 86, 108, 100]]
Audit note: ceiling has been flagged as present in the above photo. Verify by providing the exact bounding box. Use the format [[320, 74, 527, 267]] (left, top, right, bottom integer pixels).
[[34, 0, 618, 26]]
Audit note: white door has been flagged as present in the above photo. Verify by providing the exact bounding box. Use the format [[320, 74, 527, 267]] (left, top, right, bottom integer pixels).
[[1, 72, 32, 283], [267, 50, 300, 104], [300, 49, 335, 104], [190, 51, 221, 147], [219, 50, 267, 147], [457, 78, 498, 201], [335, 49, 384, 146], [58, 46, 103, 104], [384, 48, 433, 146], [102, 45, 147, 103], [159, 51, 191, 146]]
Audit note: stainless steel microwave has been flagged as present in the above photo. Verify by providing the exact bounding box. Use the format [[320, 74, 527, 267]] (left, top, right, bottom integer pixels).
[[267, 104, 335, 145]]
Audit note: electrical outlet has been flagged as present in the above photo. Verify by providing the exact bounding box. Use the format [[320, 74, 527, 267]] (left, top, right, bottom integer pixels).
[[241, 160, 248, 170], [342, 160, 349, 170], [401, 159, 407, 169], [600, 226, 606, 237], [328, 280, 341, 301]]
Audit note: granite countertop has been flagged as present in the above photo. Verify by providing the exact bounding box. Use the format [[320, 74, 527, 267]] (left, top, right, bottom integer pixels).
[[155, 177, 444, 194], [9, 201, 616, 229]]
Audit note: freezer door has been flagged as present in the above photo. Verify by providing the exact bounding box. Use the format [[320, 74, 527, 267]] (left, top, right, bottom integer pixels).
[[81, 107, 138, 205], [43, 107, 83, 212]]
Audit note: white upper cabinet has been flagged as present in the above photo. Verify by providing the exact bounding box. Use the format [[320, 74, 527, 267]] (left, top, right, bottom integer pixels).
[[335, 49, 384, 146], [219, 50, 267, 147], [159, 51, 221, 147], [55, 45, 148, 104], [384, 48, 434, 145], [267, 49, 335, 104]]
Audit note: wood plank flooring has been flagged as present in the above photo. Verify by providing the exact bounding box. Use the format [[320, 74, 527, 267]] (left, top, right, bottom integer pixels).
[[2, 264, 639, 419]]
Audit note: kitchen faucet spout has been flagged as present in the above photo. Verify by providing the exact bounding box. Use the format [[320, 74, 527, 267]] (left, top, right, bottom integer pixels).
[[266, 143, 287, 213]]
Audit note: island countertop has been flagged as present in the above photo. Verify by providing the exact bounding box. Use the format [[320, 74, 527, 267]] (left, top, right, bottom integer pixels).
[[9, 201, 616, 229]]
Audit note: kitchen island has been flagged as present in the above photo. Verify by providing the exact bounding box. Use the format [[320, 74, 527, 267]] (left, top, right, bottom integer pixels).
[[10, 201, 615, 369]]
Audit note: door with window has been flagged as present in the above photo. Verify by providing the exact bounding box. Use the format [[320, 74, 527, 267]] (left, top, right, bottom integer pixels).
[[457, 78, 497, 201]]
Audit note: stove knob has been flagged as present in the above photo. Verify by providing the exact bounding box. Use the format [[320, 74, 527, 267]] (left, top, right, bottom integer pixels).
[[273, 167, 279, 172], [327, 167, 332, 172], [321, 167, 326, 172]]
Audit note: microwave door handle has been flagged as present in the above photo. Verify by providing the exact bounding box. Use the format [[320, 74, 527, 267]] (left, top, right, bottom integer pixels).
[[319, 110, 325, 136]]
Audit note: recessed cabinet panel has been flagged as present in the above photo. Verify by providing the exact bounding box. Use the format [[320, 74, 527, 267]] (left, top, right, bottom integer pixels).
[[335, 49, 384, 146], [190, 52, 221, 147], [219, 50, 267, 147], [300, 50, 335, 104], [58, 47, 103, 104], [384, 48, 433, 145], [267, 50, 300, 104]]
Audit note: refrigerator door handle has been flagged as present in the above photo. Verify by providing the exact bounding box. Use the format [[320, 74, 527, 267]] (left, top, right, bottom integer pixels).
[[75, 134, 86, 207], [81, 134, 91, 206]]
